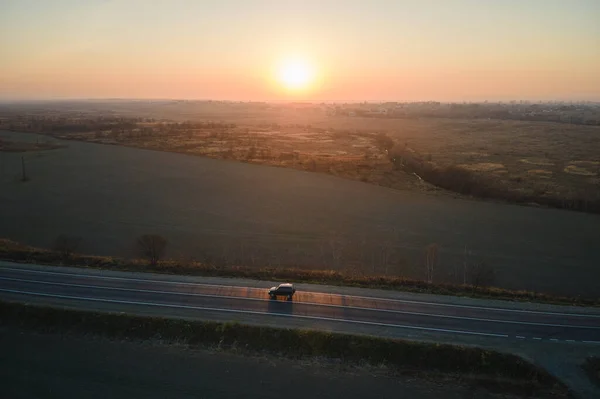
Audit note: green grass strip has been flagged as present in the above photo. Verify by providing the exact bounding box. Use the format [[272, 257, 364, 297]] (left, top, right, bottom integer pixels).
[[0, 300, 561, 387]]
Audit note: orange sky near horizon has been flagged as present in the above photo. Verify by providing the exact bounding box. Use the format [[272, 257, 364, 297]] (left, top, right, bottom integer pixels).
[[1, 0, 599, 102]]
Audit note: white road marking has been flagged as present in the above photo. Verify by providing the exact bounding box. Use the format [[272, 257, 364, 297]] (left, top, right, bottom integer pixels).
[[516, 336, 525, 339], [0, 288, 510, 338], [583, 340, 600, 344], [3, 275, 598, 330], [533, 337, 542, 340], [550, 339, 559, 342], [3, 265, 599, 319]]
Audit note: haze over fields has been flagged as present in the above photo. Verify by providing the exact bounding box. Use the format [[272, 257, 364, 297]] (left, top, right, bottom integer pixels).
[[3, 2, 600, 398], [0, 1, 599, 298]]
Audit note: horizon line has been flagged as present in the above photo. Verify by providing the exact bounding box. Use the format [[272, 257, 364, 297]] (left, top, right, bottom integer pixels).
[[1, 97, 599, 105]]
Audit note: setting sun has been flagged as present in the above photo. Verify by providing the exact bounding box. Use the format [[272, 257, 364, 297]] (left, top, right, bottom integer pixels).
[[276, 59, 315, 91]]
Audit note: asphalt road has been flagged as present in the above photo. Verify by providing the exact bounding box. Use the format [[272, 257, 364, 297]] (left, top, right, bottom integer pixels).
[[1, 263, 599, 344]]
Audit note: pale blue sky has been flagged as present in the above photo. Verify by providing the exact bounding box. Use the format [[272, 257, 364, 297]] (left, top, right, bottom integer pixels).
[[1, 0, 599, 100]]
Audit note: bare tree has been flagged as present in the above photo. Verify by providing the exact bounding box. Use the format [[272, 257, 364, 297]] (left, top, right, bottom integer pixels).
[[379, 240, 394, 275], [53, 234, 81, 260], [394, 256, 408, 277], [374, 133, 395, 153], [355, 235, 369, 272], [246, 145, 257, 160], [425, 243, 438, 284], [468, 262, 496, 291], [137, 234, 168, 266], [197, 247, 215, 266], [247, 247, 260, 267], [328, 233, 344, 270]]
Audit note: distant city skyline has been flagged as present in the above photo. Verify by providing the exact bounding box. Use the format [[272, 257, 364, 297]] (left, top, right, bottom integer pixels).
[[1, 0, 599, 101]]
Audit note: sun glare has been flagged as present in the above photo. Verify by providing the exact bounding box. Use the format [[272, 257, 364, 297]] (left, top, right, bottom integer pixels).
[[277, 59, 315, 91]]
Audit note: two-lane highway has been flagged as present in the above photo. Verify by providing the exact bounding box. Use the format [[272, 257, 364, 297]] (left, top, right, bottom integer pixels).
[[1, 263, 599, 344]]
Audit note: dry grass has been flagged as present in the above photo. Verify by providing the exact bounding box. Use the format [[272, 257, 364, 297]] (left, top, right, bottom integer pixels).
[[384, 119, 600, 205], [2, 107, 600, 211], [520, 159, 555, 166], [457, 163, 505, 172], [564, 164, 597, 177], [1, 238, 598, 306], [527, 169, 553, 177], [0, 138, 64, 152], [38, 121, 424, 193], [63, 117, 600, 209]]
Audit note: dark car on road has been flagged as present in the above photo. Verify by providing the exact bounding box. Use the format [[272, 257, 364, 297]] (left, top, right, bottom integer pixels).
[[268, 283, 296, 300]]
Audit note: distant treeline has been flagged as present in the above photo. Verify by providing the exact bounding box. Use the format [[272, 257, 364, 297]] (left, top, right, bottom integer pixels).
[[390, 146, 600, 214], [332, 102, 600, 126], [336, 110, 600, 126], [0, 116, 237, 134]]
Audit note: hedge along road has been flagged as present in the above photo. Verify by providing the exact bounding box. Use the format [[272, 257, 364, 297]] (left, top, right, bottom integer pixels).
[[1, 130, 599, 297], [1, 264, 599, 344]]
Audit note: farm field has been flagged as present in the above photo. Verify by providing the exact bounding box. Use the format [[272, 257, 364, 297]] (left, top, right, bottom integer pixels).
[[1, 129, 599, 298], [2, 101, 599, 212]]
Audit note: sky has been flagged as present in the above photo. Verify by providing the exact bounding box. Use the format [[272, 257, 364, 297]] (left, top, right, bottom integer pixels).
[[1, 0, 599, 102]]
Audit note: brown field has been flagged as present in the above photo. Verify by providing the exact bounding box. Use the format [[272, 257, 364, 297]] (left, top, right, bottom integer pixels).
[[1, 127, 599, 298], [1, 102, 599, 297], [20, 105, 598, 209], [50, 122, 423, 192], [0, 137, 64, 153]]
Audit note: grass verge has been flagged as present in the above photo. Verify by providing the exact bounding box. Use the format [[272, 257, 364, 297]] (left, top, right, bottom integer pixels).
[[1, 238, 598, 307], [582, 357, 600, 388], [0, 300, 568, 396]]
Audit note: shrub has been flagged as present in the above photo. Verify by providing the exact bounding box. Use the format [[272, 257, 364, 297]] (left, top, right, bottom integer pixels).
[[136, 234, 167, 266], [582, 357, 600, 388], [468, 262, 496, 291], [53, 234, 82, 260], [374, 133, 394, 152]]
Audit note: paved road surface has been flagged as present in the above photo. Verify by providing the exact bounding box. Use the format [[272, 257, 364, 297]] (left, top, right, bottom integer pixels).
[[1, 263, 599, 344]]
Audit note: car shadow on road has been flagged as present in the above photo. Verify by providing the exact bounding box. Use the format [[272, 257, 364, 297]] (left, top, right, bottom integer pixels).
[[266, 298, 294, 315]]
